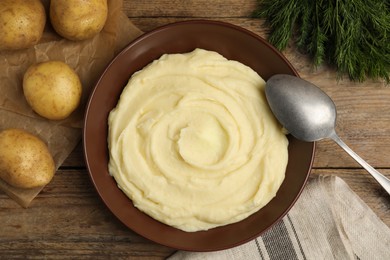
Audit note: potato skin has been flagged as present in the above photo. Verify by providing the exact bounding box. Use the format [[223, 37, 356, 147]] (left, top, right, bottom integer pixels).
[[50, 0, 108, 41], [0, 0, 46, 51], [0, 128, 55, 189], [23, 61, 82, 120]]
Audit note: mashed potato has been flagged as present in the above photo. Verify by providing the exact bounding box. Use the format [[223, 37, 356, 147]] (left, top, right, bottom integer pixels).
[[108, 48, 288, 232]]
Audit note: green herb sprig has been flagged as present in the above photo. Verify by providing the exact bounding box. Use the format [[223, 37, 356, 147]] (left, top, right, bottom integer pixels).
[[253, 0, 390, 83]]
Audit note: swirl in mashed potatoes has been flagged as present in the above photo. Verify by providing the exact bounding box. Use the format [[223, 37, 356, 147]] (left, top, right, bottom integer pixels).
[[108, 48, 288, 232]]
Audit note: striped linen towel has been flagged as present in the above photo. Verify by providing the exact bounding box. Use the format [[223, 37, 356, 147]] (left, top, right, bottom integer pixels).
[[169, 175, 390, 260]]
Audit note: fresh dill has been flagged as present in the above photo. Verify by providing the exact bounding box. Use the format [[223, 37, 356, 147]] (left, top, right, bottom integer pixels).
[[253, 0, 390, 83]]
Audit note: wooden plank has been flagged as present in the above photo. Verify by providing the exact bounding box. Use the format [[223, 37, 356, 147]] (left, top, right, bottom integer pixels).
[[123, 0, 257, 18], [1, 168, 388, 258], [0, 169, 174, 259], [129, 17, 268, 35], [314, 86, 390, 168]]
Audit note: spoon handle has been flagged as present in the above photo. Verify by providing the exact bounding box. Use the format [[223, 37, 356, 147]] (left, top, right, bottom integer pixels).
[[329, 132, 390, 196]]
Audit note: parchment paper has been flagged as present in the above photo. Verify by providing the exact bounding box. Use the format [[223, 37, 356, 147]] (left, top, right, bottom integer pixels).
[[0, 0, 143, 207]]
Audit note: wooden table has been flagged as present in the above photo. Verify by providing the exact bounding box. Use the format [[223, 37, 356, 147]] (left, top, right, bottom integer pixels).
[[1, 1, 389, 258]]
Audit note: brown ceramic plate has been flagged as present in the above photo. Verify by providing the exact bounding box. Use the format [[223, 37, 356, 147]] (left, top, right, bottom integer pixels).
[[83, 20, 315, 252]]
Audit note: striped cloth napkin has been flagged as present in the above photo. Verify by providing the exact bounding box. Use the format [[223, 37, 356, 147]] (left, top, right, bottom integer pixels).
[[169, 175, 390, 260]]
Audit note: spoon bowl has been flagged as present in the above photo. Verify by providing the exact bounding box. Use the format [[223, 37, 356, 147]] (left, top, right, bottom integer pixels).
[[266, 75, 337, 142], [266, 74, 390, 196]]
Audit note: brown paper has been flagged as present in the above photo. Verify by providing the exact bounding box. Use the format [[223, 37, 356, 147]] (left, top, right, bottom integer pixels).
[[0, 0, 143, 207]]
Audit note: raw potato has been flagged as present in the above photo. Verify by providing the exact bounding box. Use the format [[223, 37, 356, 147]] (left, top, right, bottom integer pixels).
[[0, 0, 46, 51], [0, 128, 55, 189], [50, 0, 108, 41], [23, 61, 82, 120]]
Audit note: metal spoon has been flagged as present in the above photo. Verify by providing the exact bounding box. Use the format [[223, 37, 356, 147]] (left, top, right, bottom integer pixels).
[[265, 74, 390, 195]]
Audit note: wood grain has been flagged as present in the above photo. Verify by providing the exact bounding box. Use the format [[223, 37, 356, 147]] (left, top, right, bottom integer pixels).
[[1, 0, 389, 259], [0, 169, 175, 259], [1, 168, 388, 259], [123, 0, 257, 18]]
